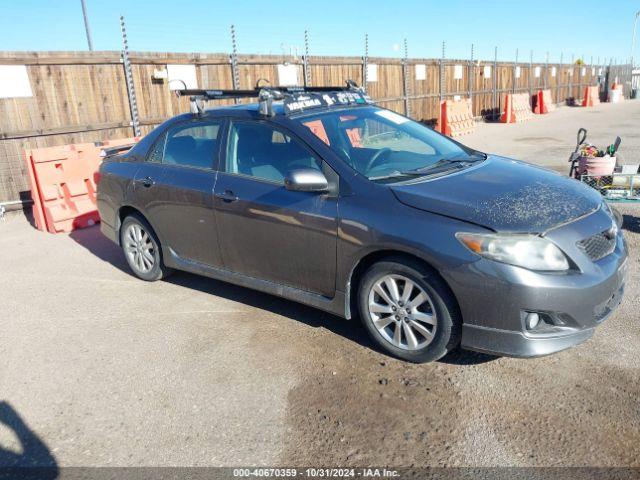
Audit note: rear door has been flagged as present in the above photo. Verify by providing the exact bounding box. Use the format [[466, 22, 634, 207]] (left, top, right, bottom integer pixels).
[[134, 119, 225, 268], [213, 120, 338, 297]]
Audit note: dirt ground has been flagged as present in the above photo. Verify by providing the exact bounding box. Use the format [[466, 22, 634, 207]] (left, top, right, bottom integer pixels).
[[0, 102, 639, 470]]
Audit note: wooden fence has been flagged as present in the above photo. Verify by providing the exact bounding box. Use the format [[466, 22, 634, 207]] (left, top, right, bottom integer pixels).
[[0, 50, 624, 204]]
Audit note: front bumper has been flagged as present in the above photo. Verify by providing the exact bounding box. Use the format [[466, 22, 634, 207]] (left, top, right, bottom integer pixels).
[[442, 209, 628, 358]]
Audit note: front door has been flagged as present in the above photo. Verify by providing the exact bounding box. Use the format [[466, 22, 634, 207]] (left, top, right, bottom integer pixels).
[[214, 120, 338, 297]]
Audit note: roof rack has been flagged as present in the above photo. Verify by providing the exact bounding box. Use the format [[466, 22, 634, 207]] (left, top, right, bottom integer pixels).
[[175, 80, 372, 117]]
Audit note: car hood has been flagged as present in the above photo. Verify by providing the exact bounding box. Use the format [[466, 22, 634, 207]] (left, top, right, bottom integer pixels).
[[390, 156, 602, 233]]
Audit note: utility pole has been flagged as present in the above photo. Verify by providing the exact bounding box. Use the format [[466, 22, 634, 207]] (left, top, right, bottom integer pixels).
[[80, 0, 93, 51]]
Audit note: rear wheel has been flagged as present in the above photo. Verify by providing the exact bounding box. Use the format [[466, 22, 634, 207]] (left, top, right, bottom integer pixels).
[[358, 258, 461, 363], [120, 214, 172, 281]]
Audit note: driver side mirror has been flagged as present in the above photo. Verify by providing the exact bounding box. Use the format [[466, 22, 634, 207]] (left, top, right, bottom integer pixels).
[[284, 169, 329, 193]]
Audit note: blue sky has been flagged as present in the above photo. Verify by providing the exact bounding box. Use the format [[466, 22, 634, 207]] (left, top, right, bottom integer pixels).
[[1, 0, 639, 63]]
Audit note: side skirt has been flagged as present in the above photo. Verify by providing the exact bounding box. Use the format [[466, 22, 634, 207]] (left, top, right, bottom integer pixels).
[[164, 248, 347, 318]]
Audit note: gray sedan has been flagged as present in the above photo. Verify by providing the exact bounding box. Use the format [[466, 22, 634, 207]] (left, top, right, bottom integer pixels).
[[97, 90, 627, 363]]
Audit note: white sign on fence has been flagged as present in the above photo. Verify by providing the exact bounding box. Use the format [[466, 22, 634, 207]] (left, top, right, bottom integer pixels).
[[483, 65, 491, 78], [453, 64, 463, 80], [534, 66, 541, 78], [515, 66, 521, 79], [581, 67, 586, 76], [551, 66, 557, 77], [0, 65, 33, 98], [366, 64, 378, 82], [277, 64, 299, 86], [592, 67, 596, 76], [415, 64, 426, 80], [567, 68, 573, 76], [167, 64, 198, 90]]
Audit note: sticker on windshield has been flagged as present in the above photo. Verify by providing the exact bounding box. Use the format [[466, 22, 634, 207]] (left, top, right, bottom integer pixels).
[[374, 110, 409, 125]]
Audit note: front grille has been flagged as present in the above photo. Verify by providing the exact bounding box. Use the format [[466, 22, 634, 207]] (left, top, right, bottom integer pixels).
[[577, 230, 616, 261]]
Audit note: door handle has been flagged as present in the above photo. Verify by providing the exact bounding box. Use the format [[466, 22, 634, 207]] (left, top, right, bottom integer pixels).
[[215, 190, 239, 203], [136, 176, 155, 188]]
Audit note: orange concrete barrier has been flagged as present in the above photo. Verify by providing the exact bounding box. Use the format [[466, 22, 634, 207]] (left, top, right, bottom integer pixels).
[[608, 83, 624, 103], [501, 93, 534, 123], [533, 89, 556, 114], [25, 138, 139, 233], [582, 86, 600, 107], [437, 98, 475, 137]]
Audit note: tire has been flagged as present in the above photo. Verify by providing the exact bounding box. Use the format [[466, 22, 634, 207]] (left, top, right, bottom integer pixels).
[[357, 257, 461, 363], [120, 214, 172, 281]]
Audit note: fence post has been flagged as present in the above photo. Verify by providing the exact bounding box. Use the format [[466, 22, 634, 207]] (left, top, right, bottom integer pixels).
[[468, 43, 474, 103], [492, 46, 497, 120], [230, 25, 240, 103], [512, 48, 518, 94], [529, 50, 533, 102], [362, 33, 368, 93], [119, 16, 140, 137], [558, 52, 563, 105], [439, 41, 445, 104], [402, 38, 410, 117], [544, 51, 549, 90], [303, 30, 311, 87]]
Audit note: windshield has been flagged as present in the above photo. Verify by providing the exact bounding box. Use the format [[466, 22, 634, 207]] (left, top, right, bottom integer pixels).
[[297, 106, 482, 181]]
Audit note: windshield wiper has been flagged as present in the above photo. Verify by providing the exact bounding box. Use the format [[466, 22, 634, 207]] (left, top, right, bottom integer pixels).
[[369, 153, 487, 181], [401, 157, 475, 174], [368, 170, 425, 181]]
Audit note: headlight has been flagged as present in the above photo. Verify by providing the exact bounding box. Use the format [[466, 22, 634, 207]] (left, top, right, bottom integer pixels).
[[603, 202, 623, 229], [456, 233, 570, 271]]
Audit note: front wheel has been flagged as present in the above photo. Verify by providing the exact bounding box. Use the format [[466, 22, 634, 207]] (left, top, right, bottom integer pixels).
[[120, 214, 172, 281], [357, 258, 461, 363]]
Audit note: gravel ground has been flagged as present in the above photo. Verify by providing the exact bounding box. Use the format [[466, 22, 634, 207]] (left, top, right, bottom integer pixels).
[[0, 102, 639, 469]]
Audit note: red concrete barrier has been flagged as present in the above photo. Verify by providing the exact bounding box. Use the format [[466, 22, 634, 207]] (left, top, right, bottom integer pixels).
[[501, 93, 534, 123], [534, 89, 556, 114], [25, 138, 139, 233], [582, 86, 600, 107], [438, 98, 475, 137]]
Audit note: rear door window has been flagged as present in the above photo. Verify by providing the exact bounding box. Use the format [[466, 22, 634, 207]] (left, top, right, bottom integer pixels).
[[162, 121, 222, 169]]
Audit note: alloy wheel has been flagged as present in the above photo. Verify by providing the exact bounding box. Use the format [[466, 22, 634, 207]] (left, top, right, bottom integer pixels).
[[124, 223, 155, 274], [367, 274, 437, 351]]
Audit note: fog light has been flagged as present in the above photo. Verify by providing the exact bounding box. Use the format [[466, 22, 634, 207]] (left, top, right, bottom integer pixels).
[[525, 312, 540, 330]]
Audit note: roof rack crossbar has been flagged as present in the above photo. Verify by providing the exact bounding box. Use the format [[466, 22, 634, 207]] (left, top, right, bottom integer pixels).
[[175, 80, 366, 116]]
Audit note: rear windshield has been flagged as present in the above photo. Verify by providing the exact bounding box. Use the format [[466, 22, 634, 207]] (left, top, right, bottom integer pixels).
[[296, 106, 480, 181]]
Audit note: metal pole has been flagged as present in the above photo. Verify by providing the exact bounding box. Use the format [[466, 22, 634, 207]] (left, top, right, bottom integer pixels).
[[439, 41, 446, 103], [571, 53, 575, 99], [120, 16, 140, 137], [230, 25, 240, 103], [529, 50, 533, 101], [558, 52, 563, 105], [512, 48, 518, 94], [80, 0, 94, 51], [578, 53, 583, 100], [632, 11, 640, 68], [303, 30, 311, 87], [402, 38, 410, 117], [492, 46, 497, 119], [362, 33, 368, 93], [468, 43, 474, 103], [545, 51, 549, 90]]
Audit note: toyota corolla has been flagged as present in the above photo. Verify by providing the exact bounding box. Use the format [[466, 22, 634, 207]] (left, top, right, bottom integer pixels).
[[97, 84, 627, 362]]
